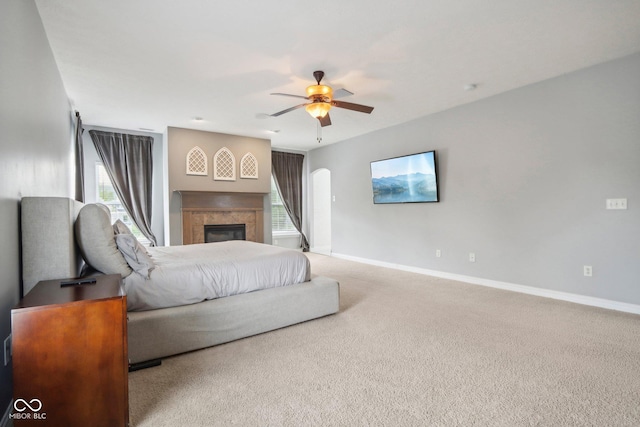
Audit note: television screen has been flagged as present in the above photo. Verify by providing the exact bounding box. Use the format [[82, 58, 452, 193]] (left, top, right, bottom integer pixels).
[[370, 150, 439, 204]]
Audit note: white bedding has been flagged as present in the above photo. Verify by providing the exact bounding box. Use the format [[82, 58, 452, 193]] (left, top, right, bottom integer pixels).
[[124, 240, 311, 311]]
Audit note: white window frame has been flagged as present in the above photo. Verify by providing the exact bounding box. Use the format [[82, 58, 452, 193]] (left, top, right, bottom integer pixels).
[[271, 175, 299, 237]]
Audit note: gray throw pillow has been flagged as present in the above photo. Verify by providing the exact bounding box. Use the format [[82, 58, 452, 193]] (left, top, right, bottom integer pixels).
[[75, 204, 132, 278], [115, 234, 155, 279], [112, 219, 132, 235], [113, 219, 150, 256]]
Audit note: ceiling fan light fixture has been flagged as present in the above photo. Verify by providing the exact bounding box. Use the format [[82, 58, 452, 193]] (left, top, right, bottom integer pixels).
[[269, 71, 373, 125], [305, 102, 331, 118], [306, 84, 333, 99]]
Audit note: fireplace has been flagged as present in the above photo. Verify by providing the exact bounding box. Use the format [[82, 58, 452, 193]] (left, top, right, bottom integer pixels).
[[204, 224, 246, 243], [180, 191, 265, 245]]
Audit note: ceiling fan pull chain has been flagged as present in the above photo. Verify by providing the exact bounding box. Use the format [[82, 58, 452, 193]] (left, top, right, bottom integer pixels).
[[317, 121, 322, 143]]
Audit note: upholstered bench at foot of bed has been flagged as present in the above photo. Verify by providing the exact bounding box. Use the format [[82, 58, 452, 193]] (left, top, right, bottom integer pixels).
[[127, 275, 340, 364]]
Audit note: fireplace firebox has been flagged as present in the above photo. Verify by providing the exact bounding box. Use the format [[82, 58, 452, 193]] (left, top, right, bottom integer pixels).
[[204, 224, 246, 243]]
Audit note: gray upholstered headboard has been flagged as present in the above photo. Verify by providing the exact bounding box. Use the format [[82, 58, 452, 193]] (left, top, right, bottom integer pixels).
[[21, 197, 85, 295]]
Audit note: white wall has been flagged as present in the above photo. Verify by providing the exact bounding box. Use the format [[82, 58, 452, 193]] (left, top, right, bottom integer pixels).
[[0, 0, 74, 415], [308, 52, 640, 306], [311, 168, 332, 254]]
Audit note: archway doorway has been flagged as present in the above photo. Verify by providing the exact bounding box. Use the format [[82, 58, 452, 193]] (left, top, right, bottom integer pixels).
[[311, 168, 331, 255]]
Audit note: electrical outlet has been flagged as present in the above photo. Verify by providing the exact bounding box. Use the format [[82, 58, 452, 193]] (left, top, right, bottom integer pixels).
[[584, 265, 593, 277], [469, 253, 476, 263], [436, 249, 441, 258], [3, 334, 11, 366]]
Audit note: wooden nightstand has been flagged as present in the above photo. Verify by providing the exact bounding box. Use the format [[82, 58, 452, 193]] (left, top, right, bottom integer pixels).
[[11, 274, 129, 427]]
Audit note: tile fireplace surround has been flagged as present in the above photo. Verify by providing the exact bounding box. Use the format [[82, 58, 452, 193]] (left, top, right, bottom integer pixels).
[[180, 191, 266, 245]]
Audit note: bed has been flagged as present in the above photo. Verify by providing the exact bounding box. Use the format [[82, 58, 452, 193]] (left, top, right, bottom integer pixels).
[[20, 197, 339, 364]]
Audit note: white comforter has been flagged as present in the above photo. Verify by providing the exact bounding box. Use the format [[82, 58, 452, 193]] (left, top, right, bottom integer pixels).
[[124, 240, 310, 311]]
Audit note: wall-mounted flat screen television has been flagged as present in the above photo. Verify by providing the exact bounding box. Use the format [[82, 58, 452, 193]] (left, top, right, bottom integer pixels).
[[370, 150, 439, 204]]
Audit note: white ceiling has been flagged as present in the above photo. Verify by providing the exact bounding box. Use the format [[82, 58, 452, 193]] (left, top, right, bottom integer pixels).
[[35, 0, 640, 151]]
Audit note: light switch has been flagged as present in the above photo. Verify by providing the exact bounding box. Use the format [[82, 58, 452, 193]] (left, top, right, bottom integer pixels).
[[606, 199, 627, 210]]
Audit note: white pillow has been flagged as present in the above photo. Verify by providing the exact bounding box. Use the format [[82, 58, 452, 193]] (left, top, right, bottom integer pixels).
[[75, 204, 132, 278], [115, 234, 155, 279]]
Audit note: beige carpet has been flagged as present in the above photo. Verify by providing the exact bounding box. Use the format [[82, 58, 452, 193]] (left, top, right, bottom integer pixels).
[[129, 253, 640, 426]]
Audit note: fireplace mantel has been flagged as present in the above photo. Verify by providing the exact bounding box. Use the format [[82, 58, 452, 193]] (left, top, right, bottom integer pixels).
[[179, 191, 266, 245]]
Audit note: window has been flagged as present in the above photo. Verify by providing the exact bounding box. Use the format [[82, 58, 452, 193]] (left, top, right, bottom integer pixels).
[[96, 163, 150, 246], [271, 175, 297, 233]]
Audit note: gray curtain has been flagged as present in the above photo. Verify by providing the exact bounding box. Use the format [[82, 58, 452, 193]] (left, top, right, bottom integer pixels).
[[271, 151, 309, 251], [89, 130, 157, 246], [74, 112, 85, 203]]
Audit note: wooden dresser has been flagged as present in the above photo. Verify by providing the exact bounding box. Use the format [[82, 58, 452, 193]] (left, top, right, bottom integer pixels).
[[11, 274, 129, 426]]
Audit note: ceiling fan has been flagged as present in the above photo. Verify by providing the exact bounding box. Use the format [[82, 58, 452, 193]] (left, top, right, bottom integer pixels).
[[270, 70, 374, 127]]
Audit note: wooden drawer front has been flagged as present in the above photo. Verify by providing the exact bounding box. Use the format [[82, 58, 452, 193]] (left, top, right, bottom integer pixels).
[[12, 297, 128, 427]]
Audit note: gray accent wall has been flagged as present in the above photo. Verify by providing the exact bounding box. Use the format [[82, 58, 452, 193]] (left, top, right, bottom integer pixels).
[[167, 127, 271, 245], [308, 52, 640, 305], [0, 0, 74, 414]]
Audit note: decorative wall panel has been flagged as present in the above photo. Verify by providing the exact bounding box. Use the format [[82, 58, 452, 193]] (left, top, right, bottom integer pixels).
[[213, 147, 236, 181], [186, 146, 208, 175], [240, 152, 258, 179]]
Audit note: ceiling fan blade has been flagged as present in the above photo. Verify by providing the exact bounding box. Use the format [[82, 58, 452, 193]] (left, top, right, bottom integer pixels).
[[270, 92, 309, 100], [331, 100, 374, 114], [332, 88, 354, 99], [270, 103, 308, 117], [319, 113, 332, 127]]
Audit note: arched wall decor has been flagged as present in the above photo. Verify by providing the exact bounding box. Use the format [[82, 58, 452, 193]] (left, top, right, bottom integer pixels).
[[213, 147, 236, 181], [186, 146, 208, 176], [240, 152, 258, 179]]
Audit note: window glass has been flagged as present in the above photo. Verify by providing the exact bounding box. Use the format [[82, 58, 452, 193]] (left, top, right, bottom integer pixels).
[[271, 176, 297, 233], [96, 163, 150, 246]]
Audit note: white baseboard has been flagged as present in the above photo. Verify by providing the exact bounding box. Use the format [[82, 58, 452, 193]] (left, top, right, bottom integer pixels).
[[332, 253, 640, 315], [310, 246, 331, 256]]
